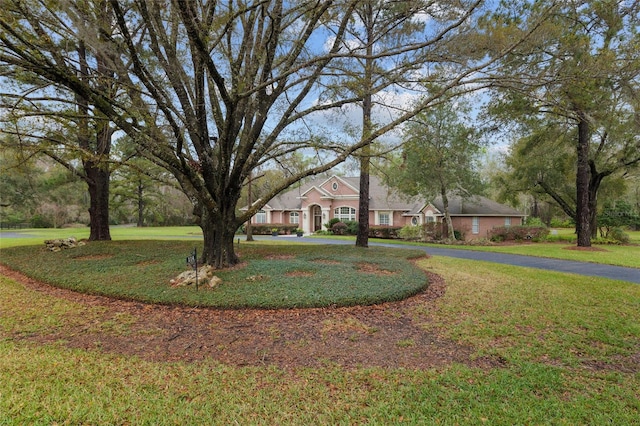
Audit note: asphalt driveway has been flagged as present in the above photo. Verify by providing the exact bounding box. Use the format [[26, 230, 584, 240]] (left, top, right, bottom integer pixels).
[[283, 236, 640, 284]]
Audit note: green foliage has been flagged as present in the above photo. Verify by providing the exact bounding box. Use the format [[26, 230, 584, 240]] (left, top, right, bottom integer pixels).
[[0, 242, 428, 309], [248, 224, 299, 235], [330, 221, 347, 235], [368, 226, 403, 239], [524, 216, 545, 227], [389, 100, 485, 203], [488, 226, 550, 242], [324, 218, 341, 230], [398, 225, 423, 241], [608, 227, 630, 244], [343, 220, 359, 235], [29, 214, 54, 229], [598, 200, 640, 237], [550, 217, 575, 228]]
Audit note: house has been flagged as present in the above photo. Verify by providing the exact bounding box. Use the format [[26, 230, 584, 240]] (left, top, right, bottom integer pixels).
[[247, 175, 526, 239]]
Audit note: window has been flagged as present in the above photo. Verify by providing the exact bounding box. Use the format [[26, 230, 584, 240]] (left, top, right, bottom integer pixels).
[[334, 206, 356, 221], [256, 210, 266, 224], [332, 182, 339, 191], [290, 212, 299, 224], [379, 212, 390, 226], [472, 216, 479, 234], [505, 217, 511, 226], [425, 215, 435, 223], [412, 217, 419, 226]]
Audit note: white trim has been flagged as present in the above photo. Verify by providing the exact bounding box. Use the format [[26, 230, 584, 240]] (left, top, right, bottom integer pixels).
[[472, 216, 479, 234], [318, 175, 359, 194], [377, 211, 391, 226]]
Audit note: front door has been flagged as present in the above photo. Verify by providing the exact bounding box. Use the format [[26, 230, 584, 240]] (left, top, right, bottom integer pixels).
[[313, 206, 322, 232]]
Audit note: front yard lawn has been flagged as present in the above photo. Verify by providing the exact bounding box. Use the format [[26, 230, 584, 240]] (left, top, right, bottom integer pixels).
[[0, 241, 428, 309]]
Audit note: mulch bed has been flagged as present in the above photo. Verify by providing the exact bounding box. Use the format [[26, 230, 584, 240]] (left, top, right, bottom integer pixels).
[[1, 264, 504, 370]]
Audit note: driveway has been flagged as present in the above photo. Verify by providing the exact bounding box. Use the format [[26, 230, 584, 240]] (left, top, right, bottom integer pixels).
[[270, 236, 640, 284]]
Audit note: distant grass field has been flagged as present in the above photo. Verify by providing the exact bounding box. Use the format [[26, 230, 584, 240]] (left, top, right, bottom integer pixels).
[[0, 226, 203, 248], [2, 226, 639, 268]]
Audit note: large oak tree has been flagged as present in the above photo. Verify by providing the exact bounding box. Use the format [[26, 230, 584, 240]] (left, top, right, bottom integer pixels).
[[1, 0, 543, 267]]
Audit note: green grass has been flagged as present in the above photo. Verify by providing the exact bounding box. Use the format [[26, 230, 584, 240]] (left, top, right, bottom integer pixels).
[[428, 241, 640, 268], [3, 226, 639, 268], [414, 257, 640, 365], [2, 252, 639, 424], [0, 241, 427, 308], [0, 226, 203, 248]]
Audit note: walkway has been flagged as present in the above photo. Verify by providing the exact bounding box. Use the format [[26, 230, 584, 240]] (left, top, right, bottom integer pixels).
[[277, 236, 640, 284]]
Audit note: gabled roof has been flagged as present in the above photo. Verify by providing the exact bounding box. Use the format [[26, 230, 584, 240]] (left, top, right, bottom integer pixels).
[[269, 175, 423, 212], [430, 194, 526, 217], [257, 175, 524, 217]]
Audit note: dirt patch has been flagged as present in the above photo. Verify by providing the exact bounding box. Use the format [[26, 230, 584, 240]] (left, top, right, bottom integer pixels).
[[265, 254, 296, 260], [1, 264, 502, 370], [356, 262, 396, 275]]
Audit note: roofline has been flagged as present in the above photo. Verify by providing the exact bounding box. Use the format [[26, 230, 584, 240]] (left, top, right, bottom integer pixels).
[[318, 175, 359, 193]]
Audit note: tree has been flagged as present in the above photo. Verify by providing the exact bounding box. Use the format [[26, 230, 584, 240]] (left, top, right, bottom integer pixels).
[[1, 0, 544, 268], [334, 1, 431, 248], [390, 101, 483, 241], [0, 144, 88, 227], [486, 0, 640, 246], [0, 0, 117, 240], [110, 137, 184, 227], [493, 116, 638, 234], [324, 0, 497, 247]]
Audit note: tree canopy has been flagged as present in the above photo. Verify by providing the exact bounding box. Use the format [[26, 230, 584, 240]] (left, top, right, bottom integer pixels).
[[1, 0, 556, 266], [485, 0, 640, 245]]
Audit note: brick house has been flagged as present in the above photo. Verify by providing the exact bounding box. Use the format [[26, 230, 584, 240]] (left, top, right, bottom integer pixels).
[[247, 175, 526, 239]]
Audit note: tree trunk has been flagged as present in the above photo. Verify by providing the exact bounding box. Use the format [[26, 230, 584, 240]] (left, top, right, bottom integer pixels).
[[575, 114, 591, 247], [441, 186, 456, 241], [245, 172, 254, 241], [356, 149, 370, 248], [137, 179, 144, 227], [196, 199, 240, 269], [85, 162, 112, 241], [356, 5, 374, 248], [77, 35, 112, 242], [588, 175, 601, 239]]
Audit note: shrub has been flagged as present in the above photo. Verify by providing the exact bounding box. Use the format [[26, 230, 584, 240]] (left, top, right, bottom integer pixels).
[[344, 220, 359, 235], [368, 226, 402, 239], [598, 200, 640, 237], [30, 214, 54, 228], [609, 227, 630, 244], [525, 216, 546, 227], [399, 225, 423, 241], [550, 217, 574, 228], [248, 224, 299, 235], [488, 225, 550, 242], [331, 221, 347, 235], [325, 218, 341, 230], [423, 222, 443, 241]]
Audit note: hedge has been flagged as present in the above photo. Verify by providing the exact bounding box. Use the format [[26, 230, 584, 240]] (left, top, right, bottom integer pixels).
[[488, 225, 549, 242], [246, 224, 300, 235]]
